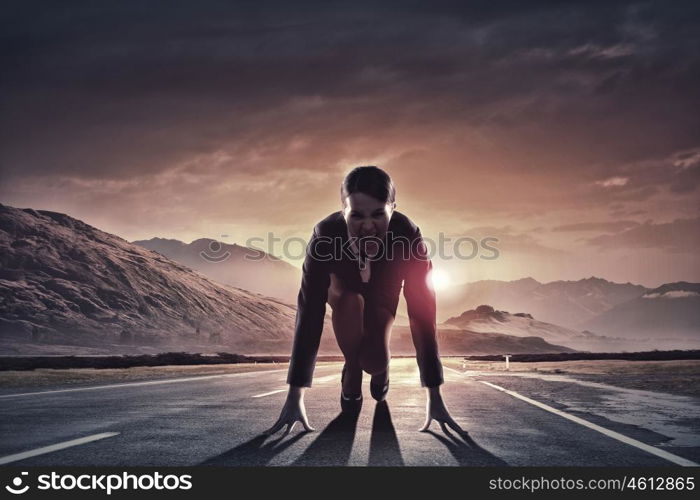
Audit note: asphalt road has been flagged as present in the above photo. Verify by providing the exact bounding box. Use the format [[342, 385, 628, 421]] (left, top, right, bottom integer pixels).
[[1, 359, 698, 466]]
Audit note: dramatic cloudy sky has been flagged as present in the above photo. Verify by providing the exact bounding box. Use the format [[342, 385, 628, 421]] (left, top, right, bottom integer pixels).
[[1, 0, 699, 287]]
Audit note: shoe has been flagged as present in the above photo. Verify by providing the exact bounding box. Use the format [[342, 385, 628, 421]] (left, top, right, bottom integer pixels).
[[370, 370, 389, 401], [340, 364, 363, 412]]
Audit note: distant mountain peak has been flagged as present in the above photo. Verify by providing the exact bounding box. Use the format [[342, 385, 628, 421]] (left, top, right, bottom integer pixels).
[[132, 233, 299, 302], [140, 237, 184, 243], [189, 237, 240, 247], [644, 281, 700, 296], [132, 237, 187, 247], [511, 277, 541, 285], [583, 276, 609, 282]]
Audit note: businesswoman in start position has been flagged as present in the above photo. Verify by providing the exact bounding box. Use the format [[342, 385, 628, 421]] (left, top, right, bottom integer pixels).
[[265, 166, 464, 436]]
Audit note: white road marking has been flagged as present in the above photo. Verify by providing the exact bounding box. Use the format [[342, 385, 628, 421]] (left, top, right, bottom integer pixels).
[[313, 374, 340, 383], [0, 369, 290, 399], [253, 373, 340, 398], [0, 432, 120, 465], [252, 389, 286, 398], [478, 379, 699, 467], [444, 367, 472, 376]]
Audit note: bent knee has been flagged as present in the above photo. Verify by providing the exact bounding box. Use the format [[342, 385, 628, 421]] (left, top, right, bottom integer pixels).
[[328, 288, 364, 311]]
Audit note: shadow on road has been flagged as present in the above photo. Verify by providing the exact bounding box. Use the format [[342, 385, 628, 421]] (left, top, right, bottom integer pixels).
[[368, 400, 404, 465], [291, 410, 361, 466], [197, 432, 307, 466], [424, 428, 509, 466], [197, 405, 505, 466]]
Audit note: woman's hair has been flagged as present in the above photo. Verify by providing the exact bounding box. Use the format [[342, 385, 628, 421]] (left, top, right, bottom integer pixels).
[[340, 166, 396, 206]]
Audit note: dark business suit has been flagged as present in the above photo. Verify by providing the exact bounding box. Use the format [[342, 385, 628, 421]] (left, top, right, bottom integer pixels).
[[286, 210, 444, 388]]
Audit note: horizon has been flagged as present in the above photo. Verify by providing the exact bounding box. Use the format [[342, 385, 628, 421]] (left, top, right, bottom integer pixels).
[[0, 200, 684, 289]]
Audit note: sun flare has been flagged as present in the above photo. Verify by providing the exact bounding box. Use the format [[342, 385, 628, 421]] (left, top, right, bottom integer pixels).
[[429, 268, 452, 291]]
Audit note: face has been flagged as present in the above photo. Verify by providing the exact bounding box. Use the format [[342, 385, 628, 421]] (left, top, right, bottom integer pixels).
[[342, 192, 395, 257]]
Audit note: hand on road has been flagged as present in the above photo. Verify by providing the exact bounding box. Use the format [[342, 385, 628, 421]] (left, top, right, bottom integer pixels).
[[263, 387, 315, 437], [419, 388, 467, 437]]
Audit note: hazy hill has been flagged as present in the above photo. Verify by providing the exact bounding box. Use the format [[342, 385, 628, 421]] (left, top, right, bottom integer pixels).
[[132, 237, 301, 303], [583, 282, 700, 348]]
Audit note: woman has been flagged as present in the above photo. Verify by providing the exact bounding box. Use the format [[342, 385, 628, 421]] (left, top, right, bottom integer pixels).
[[265, 166, 464, 436]]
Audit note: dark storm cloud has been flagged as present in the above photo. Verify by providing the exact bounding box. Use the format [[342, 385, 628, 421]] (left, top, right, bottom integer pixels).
[[1, 0, 699, 185]]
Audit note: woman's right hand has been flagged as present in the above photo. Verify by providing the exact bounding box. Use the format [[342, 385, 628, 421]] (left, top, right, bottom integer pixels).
[[263, 385, 315, 436]]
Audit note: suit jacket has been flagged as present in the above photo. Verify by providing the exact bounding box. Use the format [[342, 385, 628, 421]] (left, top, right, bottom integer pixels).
[[286, 210, 444, 388]]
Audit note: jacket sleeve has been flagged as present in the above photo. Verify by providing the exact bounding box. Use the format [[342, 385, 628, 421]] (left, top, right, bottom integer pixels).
[[403, 225, 444, 388], [286, 224, 331, 387]]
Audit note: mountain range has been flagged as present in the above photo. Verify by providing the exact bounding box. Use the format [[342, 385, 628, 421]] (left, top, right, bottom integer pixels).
[[0, 204, 569, 356], [437, 276, 647, 327], [1, 203, 697, 354]]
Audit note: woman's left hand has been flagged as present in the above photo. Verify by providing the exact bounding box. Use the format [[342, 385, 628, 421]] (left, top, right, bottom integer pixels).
[[419, 386, 467, 436]]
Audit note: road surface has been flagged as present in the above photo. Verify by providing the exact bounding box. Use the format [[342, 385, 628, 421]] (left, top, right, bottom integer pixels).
[[1, 359, 698, 466]]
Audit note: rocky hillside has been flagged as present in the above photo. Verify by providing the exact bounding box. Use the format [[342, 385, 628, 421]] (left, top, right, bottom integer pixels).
[[0, 203, 335, 355]]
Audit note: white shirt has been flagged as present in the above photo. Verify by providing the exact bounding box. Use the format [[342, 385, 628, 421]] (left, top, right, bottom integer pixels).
[[347, 228, 371, 283]]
